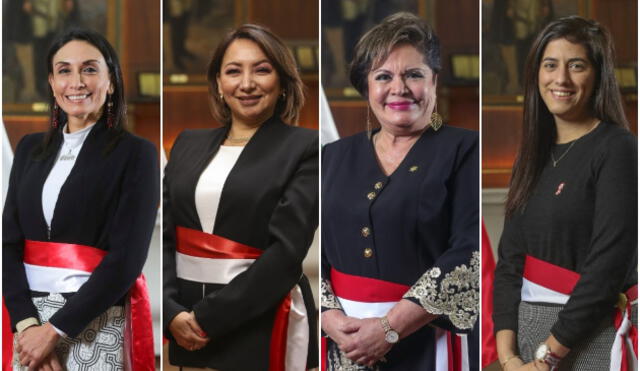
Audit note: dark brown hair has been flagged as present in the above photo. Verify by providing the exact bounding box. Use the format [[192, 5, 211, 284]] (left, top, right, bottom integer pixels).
[[37, 28, 126, 158], [207, 24, 305, 125], [349, 12, 440, 97], [505, 16, 628, 217]]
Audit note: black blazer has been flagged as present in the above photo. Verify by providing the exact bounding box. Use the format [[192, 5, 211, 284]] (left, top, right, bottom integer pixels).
[[3, 121, 159, 337], [163, 117, 319, 371]]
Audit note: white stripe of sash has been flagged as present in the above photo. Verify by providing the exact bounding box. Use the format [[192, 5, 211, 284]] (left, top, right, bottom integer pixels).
[[521, 277, 570, 304], [24, 263, 91, 293], [175, 252, 255, 284], [335, 297, 397, 319], [285, 285, 308, 371], [460, 333, 469, 371], [435, 328, 448, 371]]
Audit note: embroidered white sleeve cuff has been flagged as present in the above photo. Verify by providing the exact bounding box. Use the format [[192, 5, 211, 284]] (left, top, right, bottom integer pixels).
[[321, 279, 343, 311], [403, 251, 480, 330]]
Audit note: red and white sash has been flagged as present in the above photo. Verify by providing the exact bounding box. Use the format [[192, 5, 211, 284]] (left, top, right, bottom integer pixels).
[[175, 226, 308, 371], [22, 240, 155, 371], [521, 255, 638, 371], [330, 268, 469, 371]]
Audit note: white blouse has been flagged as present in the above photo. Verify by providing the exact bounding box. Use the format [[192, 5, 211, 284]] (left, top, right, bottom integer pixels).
[[194, 145, 244, 233]]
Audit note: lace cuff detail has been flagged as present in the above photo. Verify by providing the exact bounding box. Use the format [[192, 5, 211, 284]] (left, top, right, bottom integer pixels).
[[403, 251, 479, 330], [321, 279, 343, 310]]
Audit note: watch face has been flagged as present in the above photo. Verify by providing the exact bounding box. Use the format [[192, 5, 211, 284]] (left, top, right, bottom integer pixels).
[[385, 330, 399, 343], [535, 344, 549, 361]]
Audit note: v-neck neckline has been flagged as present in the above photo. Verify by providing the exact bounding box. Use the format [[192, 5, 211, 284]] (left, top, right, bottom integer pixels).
[[367, 128, 430, 178], [189, 117, 277, 234], [40, 121, 101, 238]]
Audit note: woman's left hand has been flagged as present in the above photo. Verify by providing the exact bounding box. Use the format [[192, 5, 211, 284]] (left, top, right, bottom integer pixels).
[[343, 317, 392, 367], [17, 323, 60, 368]]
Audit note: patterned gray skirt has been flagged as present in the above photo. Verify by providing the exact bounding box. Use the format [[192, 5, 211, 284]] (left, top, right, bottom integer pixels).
[[13, 293, 125, 371], [517, 301, 638, 370]]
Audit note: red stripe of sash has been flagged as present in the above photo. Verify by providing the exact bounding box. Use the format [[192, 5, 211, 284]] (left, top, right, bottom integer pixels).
[[175, 226, 262, 259], [330, 268, 409, 302], [523, 255, 580, 295], [24, 240, 106, 272]]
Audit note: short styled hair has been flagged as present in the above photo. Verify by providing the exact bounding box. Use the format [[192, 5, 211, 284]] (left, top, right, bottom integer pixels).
[[207, 24, 305, 125], [349, 12, 440, 97]]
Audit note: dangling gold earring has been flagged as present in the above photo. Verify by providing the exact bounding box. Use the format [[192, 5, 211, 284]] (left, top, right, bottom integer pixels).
[[366, 105, 372, 139], [430, 101, 443, 131]]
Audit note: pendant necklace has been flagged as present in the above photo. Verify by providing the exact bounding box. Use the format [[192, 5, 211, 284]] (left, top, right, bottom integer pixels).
[[551, 140, 576, 167]]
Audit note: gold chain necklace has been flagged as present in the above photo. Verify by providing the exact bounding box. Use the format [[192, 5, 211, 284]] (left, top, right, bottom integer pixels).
[[551, 120, 600, 167]]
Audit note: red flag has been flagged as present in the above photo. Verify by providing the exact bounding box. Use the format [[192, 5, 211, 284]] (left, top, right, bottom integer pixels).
[[482, 222, 498, 367], [2, 298, 13, 371]]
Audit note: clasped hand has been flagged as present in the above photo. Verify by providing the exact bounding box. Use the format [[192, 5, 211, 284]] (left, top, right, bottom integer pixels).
[[15, 323, 61, 370], [169, 311, 210, 351], [322, 310, 392, 368]]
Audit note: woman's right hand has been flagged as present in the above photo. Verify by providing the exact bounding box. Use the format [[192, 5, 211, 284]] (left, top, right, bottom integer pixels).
[[168, 311, 210, 351], [320, 309, 359, 349]]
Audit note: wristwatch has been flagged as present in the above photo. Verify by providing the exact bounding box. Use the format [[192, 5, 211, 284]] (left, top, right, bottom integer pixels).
[[534, 343, 561, 370], [380, 316, 399, 344]]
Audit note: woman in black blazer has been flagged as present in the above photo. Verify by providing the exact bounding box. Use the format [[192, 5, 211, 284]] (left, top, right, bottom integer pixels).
[[3, 29, 158, 370], [163, 24, 319, 371]]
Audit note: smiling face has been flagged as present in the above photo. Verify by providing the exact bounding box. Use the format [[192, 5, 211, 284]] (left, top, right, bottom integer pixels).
[[216, 38, 281, 127], [538, 38, 596, 124], [49, 40, 113, 125], [367, 43, 436, 134]]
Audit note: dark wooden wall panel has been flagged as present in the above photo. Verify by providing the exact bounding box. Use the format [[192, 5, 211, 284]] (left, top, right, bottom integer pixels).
[[163, 86, 215, 155], [122, 0, 161, 99], [4, 117, 49, 152], [247, 0, 317, 39], [592, 0, 637, 63], [436, 0, 479, 83], [130, 102, 161, 155]]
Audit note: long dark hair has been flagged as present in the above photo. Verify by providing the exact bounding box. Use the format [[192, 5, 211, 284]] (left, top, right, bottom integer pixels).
[[505, 16, 628, 217], [37, 28, 126, 158]]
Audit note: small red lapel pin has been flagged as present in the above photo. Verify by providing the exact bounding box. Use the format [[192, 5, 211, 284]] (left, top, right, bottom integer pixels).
[[555, 182, 565, 196]]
